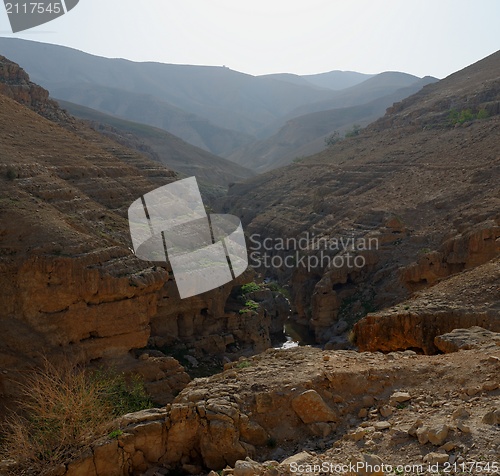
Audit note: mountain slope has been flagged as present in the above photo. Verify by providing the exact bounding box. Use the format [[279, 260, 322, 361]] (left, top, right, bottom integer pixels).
[[51, 82, 255, 157], [0, 55, 271, 418], [0, 38, 343, 140], [228, 76, 438, 172], [0, 55, 178, 382], [223, 49, 500, 348], [286, 71, 425, 119], [57, 99, 255, 192]]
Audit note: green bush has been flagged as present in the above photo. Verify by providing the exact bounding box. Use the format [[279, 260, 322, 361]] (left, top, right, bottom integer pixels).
[[92, 370, 152, 416], [448, 108, 489, 126], [240, 282, 261, 294], [108, 429, 123, 439], [239, 299, 260, 314], [477, 108, 489, 120], [235, 360, 251, 369]]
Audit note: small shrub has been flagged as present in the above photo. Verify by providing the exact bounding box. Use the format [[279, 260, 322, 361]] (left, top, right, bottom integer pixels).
[[108, 429, 123, 439], [477, 108, 489, 120], [239, 299, 259, 314], [244, 300, 259, 311], [235, 360, 251, 369], [345, 124, 361, 138], [94, 371, 152, 416], [324, 131, 341, 147], [240, 282, 261, 294], [448, 108, 489, 126]]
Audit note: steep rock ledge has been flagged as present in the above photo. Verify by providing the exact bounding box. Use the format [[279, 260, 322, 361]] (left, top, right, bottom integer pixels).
[[355, 257, 500, 353], [0, 55, 72, 123]]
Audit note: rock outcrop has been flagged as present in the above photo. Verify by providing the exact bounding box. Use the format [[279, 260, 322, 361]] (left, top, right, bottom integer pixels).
[[0, 55, 71, 123], [354, 258, 500, 353], [15, 340, 498, 475], [434, 326, 500, 354], [0, 59, 288, 412]]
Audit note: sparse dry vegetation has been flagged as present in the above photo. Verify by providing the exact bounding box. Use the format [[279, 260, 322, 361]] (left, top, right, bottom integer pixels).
[[0, 358, 151, 474]]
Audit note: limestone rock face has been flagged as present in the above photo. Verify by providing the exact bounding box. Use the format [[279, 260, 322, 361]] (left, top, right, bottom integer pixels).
[[355, 258, 500, 354], [435, 327, 500, 353], [401, 223, 500, 291], [0, 55, 71, 122], [151, 278, 290, 357], [223, 51, 500, 351], [291, 390, 337, 423], [15, 341, 500, 475]]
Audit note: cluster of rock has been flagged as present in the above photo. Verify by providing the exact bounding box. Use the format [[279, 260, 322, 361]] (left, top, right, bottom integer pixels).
[[11, 328, 495, 475], [0, 55, 72, 123]]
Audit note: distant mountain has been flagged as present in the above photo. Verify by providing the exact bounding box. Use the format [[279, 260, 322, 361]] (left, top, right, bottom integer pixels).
[[57, 99, 255, 196], [258, 73, 323, 88], [229, 77, 438, 172], [52, 84, 254, 157], [259, 70, 373, 91], [301, 70, 375, 90], [286, 72, 424, 119], [225, 49, 500, 346], [228, 77, 434, 171], [0, 38, 346, 144], [0, 38, 430, 168]]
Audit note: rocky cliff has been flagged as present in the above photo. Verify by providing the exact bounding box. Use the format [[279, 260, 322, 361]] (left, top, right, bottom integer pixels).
[[0, 57, 288, 412], [355, 257, 500, 354], [223, 50, 500, 352]]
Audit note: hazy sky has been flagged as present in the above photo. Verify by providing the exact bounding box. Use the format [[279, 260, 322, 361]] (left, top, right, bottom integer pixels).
[[0, 0, 499, 78]]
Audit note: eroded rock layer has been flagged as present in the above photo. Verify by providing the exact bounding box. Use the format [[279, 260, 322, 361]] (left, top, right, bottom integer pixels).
[[224, 50, 500, 349]]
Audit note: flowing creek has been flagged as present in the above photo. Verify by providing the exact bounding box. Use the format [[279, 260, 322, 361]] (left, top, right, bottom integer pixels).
[[275, 318, 317, 349]]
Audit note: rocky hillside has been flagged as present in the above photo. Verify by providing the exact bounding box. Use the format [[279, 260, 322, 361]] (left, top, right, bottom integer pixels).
[[56, 99, 255, 197], [228, 77, 437, 172], [0, 46, 499, 476], [0, 57, 288, 412], [7, 328, 498, 475], [224, 49, 500, 350]]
